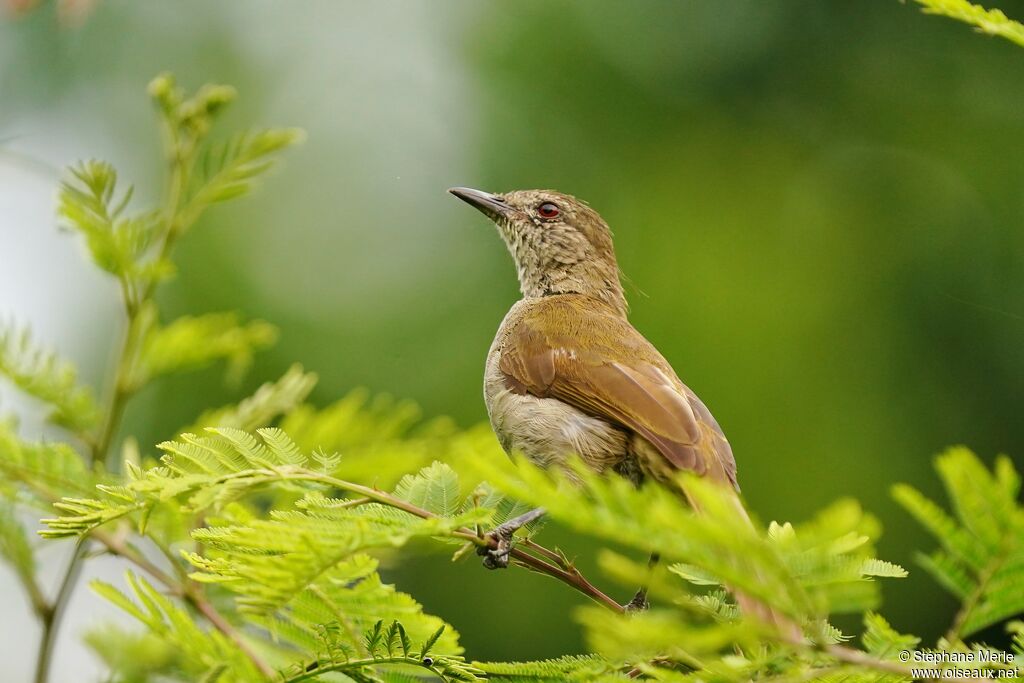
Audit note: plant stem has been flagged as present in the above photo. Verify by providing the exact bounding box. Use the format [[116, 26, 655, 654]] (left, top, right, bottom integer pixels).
[[294, 471, 626, 613], [944, 538, 1008, 644], [92, 530, 276, 679], [31, 302, 137, 683], [823, 644, 913, 677], [188, 589, 276, 679], [283, 655, 454, 683], [31, 121, 195, 683], [32, 539, 87, 683]]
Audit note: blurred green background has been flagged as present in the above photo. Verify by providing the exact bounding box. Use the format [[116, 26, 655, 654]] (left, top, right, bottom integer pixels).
[[2, 1, 1023, 679]]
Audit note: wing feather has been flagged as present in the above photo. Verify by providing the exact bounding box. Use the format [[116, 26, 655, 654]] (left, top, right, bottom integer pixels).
[[498, 298, 736, 487]]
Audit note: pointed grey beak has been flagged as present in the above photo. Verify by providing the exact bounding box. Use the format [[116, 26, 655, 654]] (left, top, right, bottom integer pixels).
[[448, 187, 512, 221]]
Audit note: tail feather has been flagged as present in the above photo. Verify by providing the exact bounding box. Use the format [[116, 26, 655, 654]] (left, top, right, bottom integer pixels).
[[683, 479, 802, 641]]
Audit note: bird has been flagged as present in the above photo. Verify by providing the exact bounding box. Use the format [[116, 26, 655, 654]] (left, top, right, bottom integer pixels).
[[449, 186, 790, 629]]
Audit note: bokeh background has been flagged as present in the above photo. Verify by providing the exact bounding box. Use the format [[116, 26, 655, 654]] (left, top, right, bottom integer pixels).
[[2, 1, 1024, 680]]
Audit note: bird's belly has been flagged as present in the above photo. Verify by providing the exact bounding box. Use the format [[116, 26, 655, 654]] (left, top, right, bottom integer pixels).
[[484, 359, 627, 473]]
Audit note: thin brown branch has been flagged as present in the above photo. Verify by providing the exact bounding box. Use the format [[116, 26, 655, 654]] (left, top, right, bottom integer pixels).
[[293, 470, 625, 613], [32, 539, 87, 683], [521, 537, 569, 566], [187, 590, 276, 679], [92, 529, 275, 679], [823, 644, 913, 678]]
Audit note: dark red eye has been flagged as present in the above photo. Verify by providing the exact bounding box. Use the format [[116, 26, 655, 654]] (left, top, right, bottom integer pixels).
[[538, 202, 560, 219]]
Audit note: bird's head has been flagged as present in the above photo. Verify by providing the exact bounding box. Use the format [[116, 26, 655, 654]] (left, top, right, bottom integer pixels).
[[449, 187, 626, 315]]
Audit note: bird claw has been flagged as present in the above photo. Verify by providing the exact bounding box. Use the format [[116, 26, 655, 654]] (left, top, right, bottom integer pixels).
[[477, 525, 516, 570]]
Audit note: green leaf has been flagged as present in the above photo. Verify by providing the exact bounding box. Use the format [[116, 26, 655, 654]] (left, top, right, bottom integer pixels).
[[861, 612, 920, 660], [0, 323, 100, 432], [92, 573, 262, 683], [280, 389, 506, 489], [394, 461, 461, 517], [470, 455, 900, 623], [475, 654, 619, 681], [893, 448, 1024, 639], [185, 495, 483, 612], [0, 418, 93, 507], [184, 364, 318, 433], [913, 0, 1024, 48], [669, 562, 721, 586], [84, 623, 178, 682], [135, 311, 277, 387], [188, 128, 305, 212], [254, 555, 463, 661], [0, 501, 36, 586], [860, 559, 908, 579], [58, 160, 168, 290], [421, 625, 445, 657]]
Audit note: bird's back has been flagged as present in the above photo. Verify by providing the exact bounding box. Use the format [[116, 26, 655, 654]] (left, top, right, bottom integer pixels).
[[485, 294, 737, 489]]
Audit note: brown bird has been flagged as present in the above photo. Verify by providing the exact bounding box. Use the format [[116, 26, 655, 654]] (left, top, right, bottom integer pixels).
[[450, 187, 790, 627]]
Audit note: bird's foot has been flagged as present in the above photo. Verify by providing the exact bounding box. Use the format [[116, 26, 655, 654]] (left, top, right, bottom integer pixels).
[[477, 524, 516, 570], [622, 589, 649, 612], [476, 507, 547, 570]]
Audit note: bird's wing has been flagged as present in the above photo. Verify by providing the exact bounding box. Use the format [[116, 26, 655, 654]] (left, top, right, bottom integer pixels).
[[498, 301, 737, 488]]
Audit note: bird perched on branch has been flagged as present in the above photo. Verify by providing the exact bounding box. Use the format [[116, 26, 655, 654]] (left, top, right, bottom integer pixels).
[[449, 187, 792, 631]]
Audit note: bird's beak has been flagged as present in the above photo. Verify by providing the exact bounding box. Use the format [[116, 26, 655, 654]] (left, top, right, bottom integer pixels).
[[448, 187, 512, 221]]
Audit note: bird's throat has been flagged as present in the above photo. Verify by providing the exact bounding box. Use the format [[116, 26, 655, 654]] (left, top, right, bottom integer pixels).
[[517, 261, 628, 318]]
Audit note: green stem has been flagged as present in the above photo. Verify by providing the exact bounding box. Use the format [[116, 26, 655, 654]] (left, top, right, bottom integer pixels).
[[823, 644, 913, 678], [944, 538, 1008, 644], [58, 465, 626, 615], [22, 573, 50, 620], [91, 530, 276, 679], [31, 235, 145, 683], [292, 471, 626, 613], [30, 112, 197, 683], [31, 539, 87, 683], [283, 655, 451, 683]]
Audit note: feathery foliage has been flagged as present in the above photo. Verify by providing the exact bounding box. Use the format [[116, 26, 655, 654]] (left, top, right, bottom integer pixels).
[[6, 58, 1024, 683], [913, 0, 1024, 47], [91, 572, 265, 682], [39, 423, 1024, 681], [1, 72, 301, 683], [0, 501, 36, 595], [281, 389, 506, 489], [133, 309, 278, 388], [186, 364, 318, 433], [893, 447, 1024, 640], [0, 417, 97, 506], [0, 323, 100, 433], [58, 161, 170, 291]]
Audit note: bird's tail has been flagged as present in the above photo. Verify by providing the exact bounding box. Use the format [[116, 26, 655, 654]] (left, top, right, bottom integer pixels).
[[684, 481, 802, 641]]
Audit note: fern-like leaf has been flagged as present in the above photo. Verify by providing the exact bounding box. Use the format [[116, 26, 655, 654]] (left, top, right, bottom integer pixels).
[[258, 557, 465, 673], [92, 572, 262, 683], [58, 161, 166, 285], [0, 501, 36, 590], [189, 128, 305, 208], [861, 612, 920, 660], [914, 0, 1024, 48], [185, 494, 486, 611], [893, 448, 1024, 639], [0, 324, 100, 432], [185, 364, 317, 433], [134, 311, 277, 387], [475, 654, 619, 681], [0, 418, 95, 507], [394, 461, 461, 517]]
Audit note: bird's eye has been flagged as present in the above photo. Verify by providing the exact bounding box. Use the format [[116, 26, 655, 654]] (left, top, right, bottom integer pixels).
[[537, 202, 560, 219]]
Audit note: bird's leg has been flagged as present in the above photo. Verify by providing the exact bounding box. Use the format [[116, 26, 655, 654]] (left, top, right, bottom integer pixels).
[[477, 507, 547, 570], [623, 552, 660, 612]]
